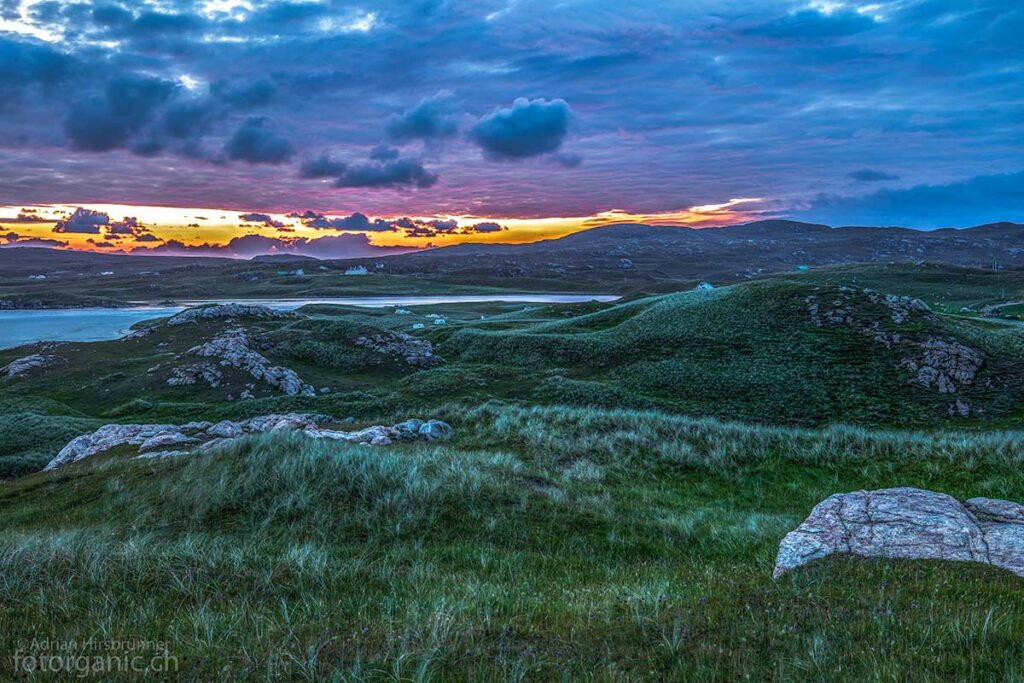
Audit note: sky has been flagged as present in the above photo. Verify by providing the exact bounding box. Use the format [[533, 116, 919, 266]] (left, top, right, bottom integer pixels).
[[0, 0, 1022, 257]]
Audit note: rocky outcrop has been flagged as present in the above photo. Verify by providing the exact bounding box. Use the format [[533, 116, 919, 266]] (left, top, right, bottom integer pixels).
[[354, 330, 439, 366], [806, 287, 984, 401], [774, 487, 1024, 579], [46, 422, 185, 469], [44, 413, 453, 470], [806, 288, 932, 330], [184, 327, 315, 396], [122, 324, 159, 340], [167, 362, 223, 388], [167, 303, 298, 326], [900, 339, 983, 394], [2, 353, 62, 380]]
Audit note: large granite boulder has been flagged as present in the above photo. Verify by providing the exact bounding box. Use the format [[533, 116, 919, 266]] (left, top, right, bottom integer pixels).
[[774, 487, 1024, 579]]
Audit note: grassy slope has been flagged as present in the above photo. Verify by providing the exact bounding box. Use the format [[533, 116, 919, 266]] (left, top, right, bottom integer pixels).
[[785, 263, 1024, 314], [4, 264, 1024, 679], [2, 285, 1021, 429], [2, 404, 1024, 680], [5, 269, 1024, 476]]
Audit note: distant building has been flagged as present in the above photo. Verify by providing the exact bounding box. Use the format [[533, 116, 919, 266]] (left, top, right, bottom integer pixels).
[[345, 265, 369, 275], [99, 271, 114, 276], [27, 274, 46, 280], [696, 282, 714, 290], [795, 265, 810, 272], [433, 318, 447, 325], [395, 309, 412, 315], [412, 323, 425, 330]]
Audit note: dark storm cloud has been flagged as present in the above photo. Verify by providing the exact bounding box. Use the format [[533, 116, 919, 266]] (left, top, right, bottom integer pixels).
[[0, 0, 1022, 225], [299, 211, 398, 232], [385, 91, 459, 142], [470, 98, 573, 160], [53, 207, 109, 233], [465, 221, 505, 233], [0, 212, 52, 223], [211, 80, 277, 109], [299, 153, 347, 179], [334, 158, 438, 189], [64, 74, 177, 152], [124, 10, 206, 38], [90, 4, 132, 27], [132, 232, 411, 259], [239, 212, 286, 228], [107, 216, 149, 235], [223, 116, 295, 164], [291, 211, 495, 238], [0, 35, 72, 103], [369, 145, 400, 161], [849, 169, 900, 182]]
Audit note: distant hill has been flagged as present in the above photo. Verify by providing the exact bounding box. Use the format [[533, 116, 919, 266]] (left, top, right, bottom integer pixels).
[[250, 254, 321, 263], [360, 220, 1024, 288], [0, 247, 231, 278], [4, 220, 1024, 298]]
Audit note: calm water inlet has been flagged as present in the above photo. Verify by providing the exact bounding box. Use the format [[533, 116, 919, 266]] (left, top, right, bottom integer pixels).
[[0, 294, 619, 349]]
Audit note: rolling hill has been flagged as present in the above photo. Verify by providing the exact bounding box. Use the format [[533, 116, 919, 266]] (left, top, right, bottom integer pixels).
[[366, 220, 1024, 289]]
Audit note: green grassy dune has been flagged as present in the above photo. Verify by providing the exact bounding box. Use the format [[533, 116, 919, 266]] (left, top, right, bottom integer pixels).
[[3, 264, 1024, 679], [2, 404, 1024, 680]]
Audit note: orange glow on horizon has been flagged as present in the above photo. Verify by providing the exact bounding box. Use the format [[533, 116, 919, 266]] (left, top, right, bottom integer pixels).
[[0, 198, 768, 255]]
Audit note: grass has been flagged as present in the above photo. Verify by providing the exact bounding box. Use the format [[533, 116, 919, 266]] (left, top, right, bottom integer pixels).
[[2, 404, 1024, 680], [4, 264, 1024, 678]]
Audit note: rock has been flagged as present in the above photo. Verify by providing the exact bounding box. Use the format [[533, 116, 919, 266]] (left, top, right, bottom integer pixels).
[[394, 418, 425, 438], [45, 423, 181, 470], [45, 414, 454, 470], [949, 398, 971, 417], [774, 487, 1024, 579], [206, 420, 244, 438], [139, 431, 195, 452], [2, 354, 62, 380], [239, 413, 328, 433], [418, 419, 453, 440], [167, 304, 297, 326], [901, 338, 983, 394], [353, 330, 439, 367], [186, 327, 315, 396], [167, 362, 223, 388], [806, 288, 983, 401], [123, 325, 158, 340]]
